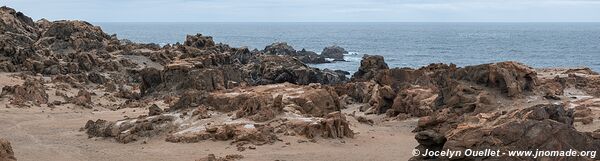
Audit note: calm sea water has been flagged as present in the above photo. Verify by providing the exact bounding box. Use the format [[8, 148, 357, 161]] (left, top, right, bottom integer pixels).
[[97, 22, 600, 73]]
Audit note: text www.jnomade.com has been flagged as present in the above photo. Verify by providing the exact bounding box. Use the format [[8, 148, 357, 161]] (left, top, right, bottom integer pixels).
[[413, 149, 597, 159]]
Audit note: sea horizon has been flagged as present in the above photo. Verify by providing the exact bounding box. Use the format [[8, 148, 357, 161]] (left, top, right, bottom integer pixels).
[[96, 22, 600, 73]]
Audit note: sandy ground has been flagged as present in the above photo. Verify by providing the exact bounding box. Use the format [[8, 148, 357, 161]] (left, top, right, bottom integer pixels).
[[0, 105, 418, 161]]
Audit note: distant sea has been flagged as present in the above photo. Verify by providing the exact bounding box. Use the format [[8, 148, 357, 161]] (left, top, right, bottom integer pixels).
[[97, 22, 600, 73]]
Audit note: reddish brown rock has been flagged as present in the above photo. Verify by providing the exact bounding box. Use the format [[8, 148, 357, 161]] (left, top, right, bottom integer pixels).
[[289, 112, 354, 139], [70, 89, 92, 108], [390, 87, 437, 117], [0, 78, 48, 107], [453, 61, 538, 97], [412, 104, 600, 161]]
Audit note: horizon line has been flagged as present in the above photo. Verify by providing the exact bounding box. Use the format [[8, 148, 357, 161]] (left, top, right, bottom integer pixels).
[[91, 21, 600, 23]]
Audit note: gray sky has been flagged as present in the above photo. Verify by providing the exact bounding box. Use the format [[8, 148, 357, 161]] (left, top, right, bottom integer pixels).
[[3, 0, 600, 22]]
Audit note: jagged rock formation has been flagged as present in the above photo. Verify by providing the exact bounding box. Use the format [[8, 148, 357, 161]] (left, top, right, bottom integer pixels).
[[351, 55, 389, 82], [263, 42, 330, 64], [412, 104, 600, 161], [85, 83, 353, 144], [321, 45, 347, 61], [0, 138, 16, 161], [1, 77, 48, 107], [452, 61, 538, 97]]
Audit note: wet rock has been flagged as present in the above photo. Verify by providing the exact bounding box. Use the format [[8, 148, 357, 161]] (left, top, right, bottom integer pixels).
[[0, 138, 16, 161], [321, 45, 347, 61]]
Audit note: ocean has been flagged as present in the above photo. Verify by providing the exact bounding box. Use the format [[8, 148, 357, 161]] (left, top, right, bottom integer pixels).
[[97, 22, 600, 73]]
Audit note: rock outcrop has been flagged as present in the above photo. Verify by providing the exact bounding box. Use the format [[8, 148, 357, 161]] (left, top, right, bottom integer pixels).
[[85, 83, 351, 144], [263, 42, 330, 64], [0, 138, 16, 161], [0, 6, 38, 72], [351, 55, 389, 82], [412, 104, 600, 161], [1, 77, 48, 107], [452, 61, 538, 97], [321, 45, 347, 61]]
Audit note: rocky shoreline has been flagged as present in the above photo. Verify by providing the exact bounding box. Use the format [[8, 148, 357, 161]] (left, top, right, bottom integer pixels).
[[0, 6, 599, 161]]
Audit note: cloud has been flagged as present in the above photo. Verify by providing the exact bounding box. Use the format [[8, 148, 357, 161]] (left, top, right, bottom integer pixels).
[[2, 0, 600, 22]]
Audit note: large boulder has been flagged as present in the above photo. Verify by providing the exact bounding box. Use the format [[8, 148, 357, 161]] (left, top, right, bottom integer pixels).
[[321, 45, 347, 61], [0, 138, 16, 161]]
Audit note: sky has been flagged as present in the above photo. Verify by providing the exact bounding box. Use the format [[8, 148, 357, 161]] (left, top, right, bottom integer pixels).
[[2, 0, 600, 22]]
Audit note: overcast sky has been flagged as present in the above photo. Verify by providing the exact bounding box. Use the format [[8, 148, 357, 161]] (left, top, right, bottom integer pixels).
[[3, 0, 600, 22]]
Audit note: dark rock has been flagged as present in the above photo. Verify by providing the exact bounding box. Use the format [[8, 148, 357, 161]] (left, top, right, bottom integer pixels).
[[148, 104, 163, 116], [321, 45, 347, 61], [263, 42, 296, 56], [184, 34, 215, 49], [352, 55, 388, 81]]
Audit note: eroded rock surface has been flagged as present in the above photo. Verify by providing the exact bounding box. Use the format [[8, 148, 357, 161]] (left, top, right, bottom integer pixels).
[[0, 138, 16, 161], [412, 104, 600, 161]]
